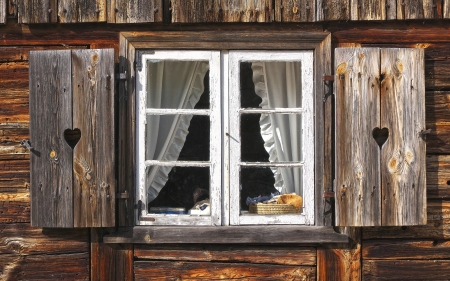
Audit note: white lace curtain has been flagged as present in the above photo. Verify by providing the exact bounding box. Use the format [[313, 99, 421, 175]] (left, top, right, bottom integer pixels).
[[146, 60, 209, 202], [251, 61, 303, 196]]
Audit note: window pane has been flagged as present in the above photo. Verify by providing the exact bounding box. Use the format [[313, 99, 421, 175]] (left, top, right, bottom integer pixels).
[[147, 166, 211, 216], [240, 167, 303, 214], [240, 61, 302, 109], [241, 113, 302, 162], [146, 115, 210, 161], [147, 60, 210, 109]]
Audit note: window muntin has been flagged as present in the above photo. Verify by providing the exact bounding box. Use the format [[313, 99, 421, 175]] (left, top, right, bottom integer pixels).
[[136, 51, 221, 226], [228, 51, 315, 225], [136, 50, 314, 226]]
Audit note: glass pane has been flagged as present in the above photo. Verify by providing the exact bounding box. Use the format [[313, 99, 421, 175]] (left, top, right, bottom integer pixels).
[[240, 167, 303, 214], [147, 60, 210, 109], [240, 61, 302, 109], [147, 166, 211, 216], [241, 113, 302, 162], [146, 115, 210, 161]]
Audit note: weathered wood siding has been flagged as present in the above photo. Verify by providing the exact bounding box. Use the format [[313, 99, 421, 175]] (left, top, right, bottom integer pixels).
[[9, 0, 450, 23]]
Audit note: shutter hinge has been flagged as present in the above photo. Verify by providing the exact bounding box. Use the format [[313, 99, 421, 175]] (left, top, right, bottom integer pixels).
[[420, 128, 432, 140], [323, 75, 334, 102], [20, 139, 34, 151], [323, 191, 335, 198], [115, 71, 127, 80], [116, 190, 129, 199], [135, 50, 156, 72]]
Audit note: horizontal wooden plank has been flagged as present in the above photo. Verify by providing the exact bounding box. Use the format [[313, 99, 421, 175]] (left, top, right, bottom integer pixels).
[[0, 223, 88, 255], [0, 253, 89, 280], [135, 245, 316, 266], [0, 200, 30, 223], [427, 155, 450, 199], [426, 124, 450, 154], [104, 226, 348, 244], [363, 239, 450, 260], [363, 200, 450, 239], [363, 260, 450, 280], [135, 261, 315, 280], [0, 46, 88, 62], [0, 123, 29, 140], [426, 91, 450, 124]]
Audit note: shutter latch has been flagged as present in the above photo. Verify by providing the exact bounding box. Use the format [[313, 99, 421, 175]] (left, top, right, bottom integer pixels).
[[323, 191, 335, 198], [323, 75, 334, 102], [420, 128, 432, 140], [116, 190, 129, 199], [20, 139, 34, 151]]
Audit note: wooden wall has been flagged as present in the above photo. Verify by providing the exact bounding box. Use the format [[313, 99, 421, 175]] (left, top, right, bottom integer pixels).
[[2, 0, 450, 24], [1, 0, 450, 279]]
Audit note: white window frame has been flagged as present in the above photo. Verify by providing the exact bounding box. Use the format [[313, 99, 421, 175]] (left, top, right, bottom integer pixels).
[[136, 50, 222, 226], [136, 50, 315, 226], [228, 51, 315, 225]]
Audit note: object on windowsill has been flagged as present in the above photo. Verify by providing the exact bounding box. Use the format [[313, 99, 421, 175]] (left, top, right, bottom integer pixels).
[[149, 207, 186, 214], [248, 203, 301, 214], [276, 193, 303, 209], [188, 199, 211, 215]]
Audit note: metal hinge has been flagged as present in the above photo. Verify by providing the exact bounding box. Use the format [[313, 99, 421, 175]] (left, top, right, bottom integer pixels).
[[323, 75, 334, 102], [115, 71, 127, 80], [116, 190, 129, 199], [20, 139, 33, 151], [135, 50, 156, 72]]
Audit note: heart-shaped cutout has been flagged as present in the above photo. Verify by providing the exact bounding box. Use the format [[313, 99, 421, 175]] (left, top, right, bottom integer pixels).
[[64, 128, 81, 149], [372, 127, 389, 148]]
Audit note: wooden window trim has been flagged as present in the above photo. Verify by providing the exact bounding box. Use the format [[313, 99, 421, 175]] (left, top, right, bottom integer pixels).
[[116, 30, 337, 243]]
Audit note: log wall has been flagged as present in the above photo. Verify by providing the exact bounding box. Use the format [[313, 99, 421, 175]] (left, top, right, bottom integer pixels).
[[2, 1, 450, 279]]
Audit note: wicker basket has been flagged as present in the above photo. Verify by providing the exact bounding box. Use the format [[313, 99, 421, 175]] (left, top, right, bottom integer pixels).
[[249, 203, 301, 215]]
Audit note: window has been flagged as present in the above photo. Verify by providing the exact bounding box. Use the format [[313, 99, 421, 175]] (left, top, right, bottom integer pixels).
[[136, 50, 314, 226]]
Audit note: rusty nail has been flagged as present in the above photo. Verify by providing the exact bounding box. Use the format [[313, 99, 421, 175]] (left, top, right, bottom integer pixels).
[[114, 8, 119, 13], [154, 8, 158, 13], [48, 9, 52, 13], [95, 9, 100, 13], [63, 8, 67, 13]]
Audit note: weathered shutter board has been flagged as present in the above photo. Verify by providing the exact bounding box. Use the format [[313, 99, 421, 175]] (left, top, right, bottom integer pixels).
[[274, 0, 315, 22], [18, 0, 57, 23], [58, 0, 106, 23], [335, 48, 381, 226], [72, 49, 115, 227], [380, 48, 426, 226], [30, 49, 115, 228], [397, 0, 437, 19], [317, 0, 350, 21], [30, 50, 73, 227], [350, 0, 397, 20], [335, 47, 426, 227]]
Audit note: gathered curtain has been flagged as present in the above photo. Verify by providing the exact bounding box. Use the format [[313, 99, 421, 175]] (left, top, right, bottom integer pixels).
[[146, 60, 209, 202], [251, 61, 303, 196]]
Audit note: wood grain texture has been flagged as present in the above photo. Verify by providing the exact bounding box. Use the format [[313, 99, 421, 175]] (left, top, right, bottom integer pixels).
[[118, 34, 136, 226], [58, 0, 106, 23], [274, 0, 315, 22], [350, 0, 395, 20], [7, 0, 17, 18], [363, 239, 450, 259], [91, 229, 133, 281], [135, 261, 315, 280], [317, 0, 350, 21], [363, 260, 450, 280], [107, 0, 162, 23], [335, 48, 381, 227], [0, 253, 89, 280], [380, 48, 426, 226], [317, 227, 361, 281], [315, 34, 332, 226], [29, 50, 73, 228], [18, 0, 57, 23], [104, 226, 349, 244], [72, 49, 115, 227], [171, 0, 273, 23], [0, 0, 6, 24], [445, 0, 450, 18], [135, 245, 316, 266], [397, 0, 437, 19], [363, 200, 450, 240], [427, 155, 450, 199]]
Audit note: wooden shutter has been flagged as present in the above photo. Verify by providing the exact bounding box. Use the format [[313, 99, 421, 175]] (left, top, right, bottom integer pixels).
[[335, 47, 426, 226], [29, 49, 115, 228]]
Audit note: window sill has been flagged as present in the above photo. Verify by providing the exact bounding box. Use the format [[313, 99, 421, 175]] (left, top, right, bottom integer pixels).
[[103, 226, 348, 244]]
